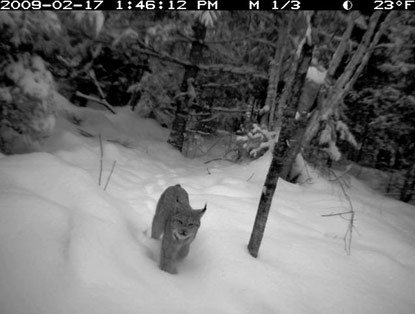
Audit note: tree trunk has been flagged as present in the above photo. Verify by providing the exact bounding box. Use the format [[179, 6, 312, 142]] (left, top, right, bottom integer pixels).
[[400, 150, 415, 203], [327, 11, 358, 79], [400, 165, 415, 203], [167, 20, 206, 151], [302, 12, 396, 148], [248, 12, 316, 258], [267, 15, 292, 131]]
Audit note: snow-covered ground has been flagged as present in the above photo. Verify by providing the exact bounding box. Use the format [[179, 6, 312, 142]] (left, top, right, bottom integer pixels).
[[1, 99, 414, 314]]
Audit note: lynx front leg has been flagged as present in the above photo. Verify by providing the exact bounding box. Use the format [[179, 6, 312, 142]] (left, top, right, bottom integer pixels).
[[159, 240, 178, 274], [151, 214, 164, 239], [159, 251, 178, 274], [177, 243, 190, 260]]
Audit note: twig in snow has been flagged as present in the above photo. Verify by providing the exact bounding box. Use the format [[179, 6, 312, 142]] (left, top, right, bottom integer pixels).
[[247, 173, 255, 181], [98, 133, 103, 186], [107, 138, 135, 148], [327, 168, 352, 188], [78, 128, 94, 138], [104, 160, 117, 191], [334, 170, 355, 255], [322, 169, 356, 255], [204, 158, 234, 164], [344, 211, 355, 255], [321, 211, 354, 217]]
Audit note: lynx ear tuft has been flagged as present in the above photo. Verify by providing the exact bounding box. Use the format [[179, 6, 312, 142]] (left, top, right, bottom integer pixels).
[[201, 203, 207, 214]]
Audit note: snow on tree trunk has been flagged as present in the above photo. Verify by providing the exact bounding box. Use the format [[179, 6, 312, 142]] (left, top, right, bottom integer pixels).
[[167, 20, 206, 152], [302, 11, 396, 149], [300, 11, 357, 123], [248, 13, 316, 258]]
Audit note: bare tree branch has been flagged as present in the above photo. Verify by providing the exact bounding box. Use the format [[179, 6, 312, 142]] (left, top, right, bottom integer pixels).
[[323, 170, 356, 255], [134, 46, 267, 79], [75, 91, 117, 114]]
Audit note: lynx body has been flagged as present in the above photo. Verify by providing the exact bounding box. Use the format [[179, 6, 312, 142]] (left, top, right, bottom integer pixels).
[[151, 184, 206, 274]]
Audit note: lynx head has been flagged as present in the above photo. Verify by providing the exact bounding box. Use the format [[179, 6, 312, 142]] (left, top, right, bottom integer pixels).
[[170, 204, 206, 241]]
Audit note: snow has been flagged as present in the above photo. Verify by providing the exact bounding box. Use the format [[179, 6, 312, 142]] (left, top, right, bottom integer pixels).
[[1, 97, 415, 314], [307, 66, 327, 85], [1, 56, 56, 154], [5, 55, 54, 100], [336, 120, 358, 148]]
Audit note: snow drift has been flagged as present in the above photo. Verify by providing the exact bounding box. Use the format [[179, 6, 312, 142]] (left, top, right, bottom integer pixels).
[[0, 101, 414, 314]]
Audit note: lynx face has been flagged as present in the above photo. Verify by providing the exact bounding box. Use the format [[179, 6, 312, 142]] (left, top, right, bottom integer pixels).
[[170, 210, 203, 241]]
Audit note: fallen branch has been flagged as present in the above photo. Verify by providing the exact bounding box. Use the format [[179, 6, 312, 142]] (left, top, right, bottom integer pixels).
[[75, 91, 117, 115]]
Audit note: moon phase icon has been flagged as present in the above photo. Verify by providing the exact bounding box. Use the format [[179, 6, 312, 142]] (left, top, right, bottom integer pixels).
[[343, 0, 353, 10]]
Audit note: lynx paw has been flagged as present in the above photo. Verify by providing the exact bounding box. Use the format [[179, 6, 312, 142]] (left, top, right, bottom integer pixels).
[[159, 263, 178, 274]]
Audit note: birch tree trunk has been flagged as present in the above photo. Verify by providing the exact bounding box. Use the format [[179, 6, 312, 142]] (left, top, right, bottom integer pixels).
[[167, 20, 206, 151], [248, 13, 316, 258], [327, 11, 359, 79], [302, 11, 396, 148]]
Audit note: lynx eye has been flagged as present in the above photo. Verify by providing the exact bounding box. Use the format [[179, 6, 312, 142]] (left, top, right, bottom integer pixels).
[[177, 219, 184, 225]]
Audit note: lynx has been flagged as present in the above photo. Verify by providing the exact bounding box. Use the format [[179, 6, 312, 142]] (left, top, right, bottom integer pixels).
[[151, 184, 206, 274]]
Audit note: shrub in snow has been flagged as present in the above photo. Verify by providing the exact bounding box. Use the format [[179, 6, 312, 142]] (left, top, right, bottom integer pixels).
[[0, 54, 56, 154], [317, 120, 358, 162], [236, 123, 277, 159]]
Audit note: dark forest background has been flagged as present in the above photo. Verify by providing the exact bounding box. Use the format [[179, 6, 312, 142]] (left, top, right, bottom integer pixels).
[[1, 11, 414, 203]]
